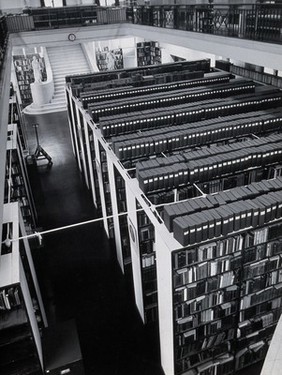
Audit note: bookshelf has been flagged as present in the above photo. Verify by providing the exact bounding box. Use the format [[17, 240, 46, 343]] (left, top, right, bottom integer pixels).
[[135, 132, 282, 206], [13, 54, 47, 108], [0, 202, 47, 375], [114, 167, 131, 267], [137, 207, 158, 323], [246, 11, 281, 39], [99, 145, 114, 239], [8, 85, 28, 151], [155, 183, 282, 375], [96, 48, 123, 71], [65, 60, 282, 374], [80, 71, 231, 109], [89, 79, 255, 123], [137, 41, 161, 67], [67, 59, 211, 97], [27, 6, 98, 29], [5, 124, 37, 233]]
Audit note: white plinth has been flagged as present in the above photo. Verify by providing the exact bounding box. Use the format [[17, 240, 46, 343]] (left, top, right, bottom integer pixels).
[[30, 80, 54, 107]]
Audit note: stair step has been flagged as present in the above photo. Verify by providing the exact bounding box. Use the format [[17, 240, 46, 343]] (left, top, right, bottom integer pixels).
[[50, 61, 88, 65], [52, 68, 90, 73], [45, 44, 90, 115], [54, 91, 65, 96], [52, 70, 89, 75], [53, 94, 66, 100], [51, 67, 89, 72]]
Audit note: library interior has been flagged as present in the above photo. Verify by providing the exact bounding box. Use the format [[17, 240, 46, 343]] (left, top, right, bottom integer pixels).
[[1, 1, 282, 375]]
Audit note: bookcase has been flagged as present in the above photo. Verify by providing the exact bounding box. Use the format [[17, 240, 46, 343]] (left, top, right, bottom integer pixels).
[[96, 48, 123, 71], [8, 86, 28, 151], [5, 124, 37, 233], [245, 10, 281, 40], [114, 166, 131, 267], [65, 60, 282, 374], [99, 144, 115, 240], [67, 59, 211, 97], [152, 176, 282, 375], [99, 86, 282, 138], [137, 207, 158, 323], [137, 41, 161, 66], [135, 132, 282, 207], [89, 79, 255, 123], [26, 6, 98, 29], [0, 202, 47, 375], [13, 54, 47, 108]]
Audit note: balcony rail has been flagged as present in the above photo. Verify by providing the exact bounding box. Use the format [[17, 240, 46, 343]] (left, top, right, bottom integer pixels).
[[6, 6, 126, 31], [1, 4, 281, 45], [128, 3, 282, 44]]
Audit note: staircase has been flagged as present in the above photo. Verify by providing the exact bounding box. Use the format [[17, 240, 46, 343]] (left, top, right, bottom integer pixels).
[[24, 44, 91, 115]]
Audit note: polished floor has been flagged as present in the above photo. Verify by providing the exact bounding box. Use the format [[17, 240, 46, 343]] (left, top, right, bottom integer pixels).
[[24, 111, 263, 375], [24, 111, 163, 375]]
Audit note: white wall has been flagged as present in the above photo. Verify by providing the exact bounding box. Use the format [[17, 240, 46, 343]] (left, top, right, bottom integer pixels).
[[161, 43, 214, 65], [10, 24, 282, 72], [83, 37, 139, 70], [0, 0, 42, 13], [65, 0, 81, 4], [44, 0, 63, 6], [0, 0, 25, 13], [66, 0, 96, 5], [160, 47, 174, 64], [127, 24, 282, 72], [28, 0, 42, 7]]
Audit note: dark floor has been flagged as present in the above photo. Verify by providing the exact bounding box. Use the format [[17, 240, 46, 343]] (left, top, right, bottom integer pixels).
[[24, 111, 163, 375], [23, 111, 263, 375]]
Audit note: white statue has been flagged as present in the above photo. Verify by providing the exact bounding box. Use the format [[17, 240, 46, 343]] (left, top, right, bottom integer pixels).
[[106, 51, 116, 71], [32, 56, 42, 83]]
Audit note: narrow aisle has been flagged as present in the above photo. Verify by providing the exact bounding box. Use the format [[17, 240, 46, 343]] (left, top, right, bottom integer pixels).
[[24, 112, 163, 375]]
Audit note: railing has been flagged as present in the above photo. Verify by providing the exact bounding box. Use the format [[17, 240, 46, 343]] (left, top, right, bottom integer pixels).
[[3, 4, 282, 44], [21, 6, 127, 30], [128, 3, 282, 44]]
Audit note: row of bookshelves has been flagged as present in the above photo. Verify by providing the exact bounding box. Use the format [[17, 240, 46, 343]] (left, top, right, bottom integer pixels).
[[137, 208, 158, 323], [111, 109, 282, 161], [100, 88, 282, 137], [13, 54, 47, 108], [68, 58, 211, 89], [65, 59, 282, 375], [8, 90, 28, 151], [137, 134, 282, 193], [80, 71, 231, 108], [166, 178, 282, 234], [0, 203, 47, 375], [5, 124, 37, 233], [0, 286, 21, 311], [173, 190, 282, 246], [90, 79, 255, 122]]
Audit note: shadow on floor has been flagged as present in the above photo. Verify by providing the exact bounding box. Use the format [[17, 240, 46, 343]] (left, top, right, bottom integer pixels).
[[24, 111, 163, 375]]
